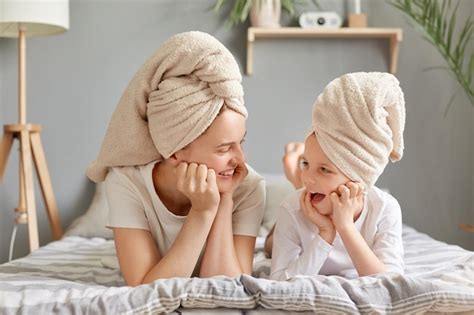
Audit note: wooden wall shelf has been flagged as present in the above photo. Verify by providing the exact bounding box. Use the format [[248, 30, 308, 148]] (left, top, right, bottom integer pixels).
[[246, 27, 403, 75]]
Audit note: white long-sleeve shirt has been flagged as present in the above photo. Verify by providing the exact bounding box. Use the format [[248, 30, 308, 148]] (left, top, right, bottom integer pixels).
[[270, 186, 404, 280]]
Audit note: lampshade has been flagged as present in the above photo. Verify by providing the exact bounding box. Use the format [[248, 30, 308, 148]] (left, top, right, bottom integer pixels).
[[0, 0, 69, 38]]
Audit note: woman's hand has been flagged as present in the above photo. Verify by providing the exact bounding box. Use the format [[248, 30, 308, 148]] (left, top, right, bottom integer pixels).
[[300, 190, 336, 244], [223, 163, 248, 196], [176, 162, 220, 213], [330, 182, 365, 231]]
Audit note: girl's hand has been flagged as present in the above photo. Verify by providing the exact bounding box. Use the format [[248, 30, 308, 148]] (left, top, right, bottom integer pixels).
[[330, 182, 365, 231], [300, 190, 335, 243], [176, 162, 220, 213]]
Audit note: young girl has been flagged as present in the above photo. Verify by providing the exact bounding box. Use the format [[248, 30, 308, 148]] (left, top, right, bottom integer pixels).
[[87, 32, 265, 286], [270, 72, 406, 280]]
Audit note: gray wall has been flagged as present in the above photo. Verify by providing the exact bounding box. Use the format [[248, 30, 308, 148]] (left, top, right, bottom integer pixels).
[[0, 0, 472, 263]]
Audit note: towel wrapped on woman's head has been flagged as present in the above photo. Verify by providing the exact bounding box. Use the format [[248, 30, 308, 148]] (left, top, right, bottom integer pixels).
[[87, 31, 247, 183], [311, 72, 406, 188]]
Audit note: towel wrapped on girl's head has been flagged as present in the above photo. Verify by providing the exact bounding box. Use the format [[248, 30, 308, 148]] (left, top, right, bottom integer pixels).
[[311, 72, 406, 188]]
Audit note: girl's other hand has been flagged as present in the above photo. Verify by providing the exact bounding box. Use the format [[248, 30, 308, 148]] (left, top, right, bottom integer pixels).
[[330, 182, 365, 231]]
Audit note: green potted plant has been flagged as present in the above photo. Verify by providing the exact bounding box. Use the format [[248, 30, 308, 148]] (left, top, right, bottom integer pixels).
[[213, 0, 320, 28], [390, 0, 473, 112]]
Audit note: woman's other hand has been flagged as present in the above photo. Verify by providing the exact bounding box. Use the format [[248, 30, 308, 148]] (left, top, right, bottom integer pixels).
[[176, 162, 220, 213]]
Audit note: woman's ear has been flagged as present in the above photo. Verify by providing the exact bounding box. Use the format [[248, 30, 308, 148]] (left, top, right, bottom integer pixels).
[[167, 154, 180, 167]]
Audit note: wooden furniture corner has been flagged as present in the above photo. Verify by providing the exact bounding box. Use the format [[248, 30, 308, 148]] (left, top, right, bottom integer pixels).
[[459, 224, 474, 233]]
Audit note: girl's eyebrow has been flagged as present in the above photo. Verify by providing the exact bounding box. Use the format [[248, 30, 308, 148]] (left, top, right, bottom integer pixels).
[[216, 131, 247, 148], [301, 156, 332, 168]]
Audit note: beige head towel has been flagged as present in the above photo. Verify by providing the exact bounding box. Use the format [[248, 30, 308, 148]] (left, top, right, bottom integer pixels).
[[87, 31, 247, 183], [312, 72, 406, 188]]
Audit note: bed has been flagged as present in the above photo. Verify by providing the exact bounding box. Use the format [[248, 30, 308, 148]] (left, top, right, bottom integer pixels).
[[1, 175, 473, 314]]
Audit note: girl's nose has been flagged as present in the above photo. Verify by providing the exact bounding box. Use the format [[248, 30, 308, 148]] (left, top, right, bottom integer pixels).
[[302, 171, 317, 188]]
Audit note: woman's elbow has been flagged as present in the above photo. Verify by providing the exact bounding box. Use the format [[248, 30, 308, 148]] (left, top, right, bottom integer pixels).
[[124, 277, 143, 287], [124, 272, 151, 287]]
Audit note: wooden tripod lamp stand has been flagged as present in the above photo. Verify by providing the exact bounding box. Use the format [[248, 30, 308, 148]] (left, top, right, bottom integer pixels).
[[0, 0, 69, 252]]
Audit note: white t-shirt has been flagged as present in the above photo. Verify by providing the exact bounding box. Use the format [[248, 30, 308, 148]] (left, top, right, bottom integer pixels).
[[270, 186, 404, 280], [104, 160, 266, 275]]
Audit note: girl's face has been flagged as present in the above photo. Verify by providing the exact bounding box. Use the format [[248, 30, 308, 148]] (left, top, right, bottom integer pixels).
[[174, 108, 246, 193], [300, 134, 351, 216]]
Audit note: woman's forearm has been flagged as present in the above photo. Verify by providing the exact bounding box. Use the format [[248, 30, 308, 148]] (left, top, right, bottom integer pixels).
[[199, 195, 242, 277], [142, 209, 215, 283]]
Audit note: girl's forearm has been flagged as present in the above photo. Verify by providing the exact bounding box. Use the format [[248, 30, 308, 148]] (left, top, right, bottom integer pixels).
[[142, 209, 215, 283], [338, 224, 385, 276], [199, 195, 242, 277]]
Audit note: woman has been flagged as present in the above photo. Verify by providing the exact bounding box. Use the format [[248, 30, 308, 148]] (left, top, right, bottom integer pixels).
[[87, 32, 265, 286]]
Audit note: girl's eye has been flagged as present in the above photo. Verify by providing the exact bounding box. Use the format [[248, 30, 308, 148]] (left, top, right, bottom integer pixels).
[[240, 138, 246, 144], [321, 167, 331, 173], [299, 159, 309, 169]]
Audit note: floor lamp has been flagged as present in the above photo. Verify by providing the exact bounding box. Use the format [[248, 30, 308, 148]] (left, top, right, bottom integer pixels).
[[0, 0, 69, 252]]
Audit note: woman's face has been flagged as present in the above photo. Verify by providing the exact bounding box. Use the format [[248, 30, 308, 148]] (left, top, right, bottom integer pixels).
[[299, 134, 351, 216], [174, 108, 246, 193]]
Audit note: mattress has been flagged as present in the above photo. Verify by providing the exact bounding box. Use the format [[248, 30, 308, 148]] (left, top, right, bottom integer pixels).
[[0, 225, 473, 314]]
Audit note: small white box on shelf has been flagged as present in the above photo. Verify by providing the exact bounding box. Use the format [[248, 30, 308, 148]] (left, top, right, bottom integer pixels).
[[299, 12, 342, 29]]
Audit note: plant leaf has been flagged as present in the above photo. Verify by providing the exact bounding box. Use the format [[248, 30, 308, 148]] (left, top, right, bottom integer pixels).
[[389, 0, 474, 108]]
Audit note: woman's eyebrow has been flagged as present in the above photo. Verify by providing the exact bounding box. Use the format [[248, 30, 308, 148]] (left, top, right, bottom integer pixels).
[[216, 142, 233, 148], [216, 131, 247, 148]]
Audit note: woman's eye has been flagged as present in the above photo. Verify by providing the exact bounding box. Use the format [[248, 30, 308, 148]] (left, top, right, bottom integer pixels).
[[240, 138, 246, 144], [218, 147, 231, 154]]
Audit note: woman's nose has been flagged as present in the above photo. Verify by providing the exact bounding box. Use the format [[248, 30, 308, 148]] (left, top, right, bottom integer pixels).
[[233, 144, 246, 164]]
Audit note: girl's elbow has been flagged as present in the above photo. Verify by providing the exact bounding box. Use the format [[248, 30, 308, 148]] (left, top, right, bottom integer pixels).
[[359, 265, 386, 277]]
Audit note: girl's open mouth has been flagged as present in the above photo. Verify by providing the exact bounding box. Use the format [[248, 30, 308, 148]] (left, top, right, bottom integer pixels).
[[310, 192, 325, 207]]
